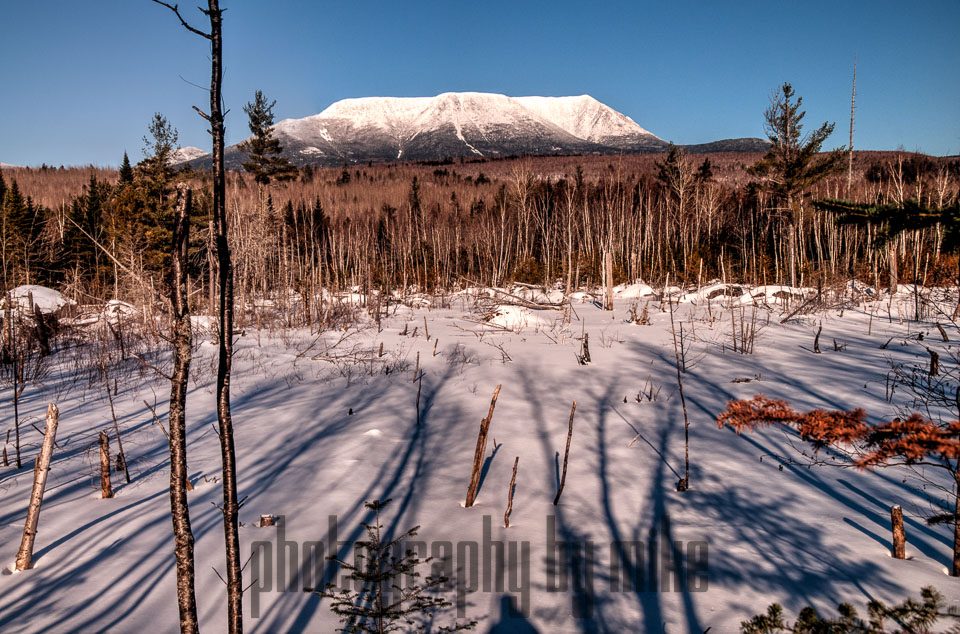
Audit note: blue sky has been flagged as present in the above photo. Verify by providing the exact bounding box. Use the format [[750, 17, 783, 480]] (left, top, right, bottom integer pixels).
[[2, 1, 958, 166]]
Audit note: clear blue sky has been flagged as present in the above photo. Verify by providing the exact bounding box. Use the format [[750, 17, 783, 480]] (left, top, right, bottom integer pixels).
[[2, 0, 958, 166]]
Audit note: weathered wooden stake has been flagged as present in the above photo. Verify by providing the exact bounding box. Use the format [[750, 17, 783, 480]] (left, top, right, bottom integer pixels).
[[15, 403, 59, 571], [553, 401, 577, 505], [412, 351, 420, 383], [424, 315, 430, 341], [936, 323, 950, 342], [891, 505, 906, 559], [415, 371, 423, 426], [504, 456, 519, 528], [2, 445, 7, 467], [99, 431, 114, 499], [927, 348, 940, 377], [465, 384, 502, 507], [813, 323, 822, 353], [433, 338, 439, 357], [378, 341, 383, 358], [259, 514, 276, 527]]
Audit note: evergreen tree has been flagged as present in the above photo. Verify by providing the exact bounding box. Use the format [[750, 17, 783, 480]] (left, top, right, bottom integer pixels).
[[742, 586, 959, 633], [307, 499, 475, 633], [239, 90, 297, 192], [749, 83, 845, 286], [138, 112, 179, 205], [118, 151, 134, 185], [2, 180, 29, 237], [813, 197, 960, 256], [696, 157, 714, 183]]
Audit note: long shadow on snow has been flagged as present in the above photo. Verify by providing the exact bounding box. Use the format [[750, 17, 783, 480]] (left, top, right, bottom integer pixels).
[[623, 335, 938, 614], [0, 361, 378, 631], [517, 367, 606, 634], [252, 363, 465, 632], [589, 378, 706, 633]]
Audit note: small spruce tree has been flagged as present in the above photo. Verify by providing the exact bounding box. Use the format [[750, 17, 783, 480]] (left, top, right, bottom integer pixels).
[[307, 499, 476, 633], [118, 151, 134, 185]]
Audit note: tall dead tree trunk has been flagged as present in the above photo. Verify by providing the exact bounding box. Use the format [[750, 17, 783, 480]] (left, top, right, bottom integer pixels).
[[209, 5, 243, 628], [168, 183, 199, 632], [15, 403, 58, 571], [151, 3, 242, 629]]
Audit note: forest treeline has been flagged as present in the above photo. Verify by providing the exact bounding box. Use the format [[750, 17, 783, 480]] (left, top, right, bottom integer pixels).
[[1, 146, 958, 316]]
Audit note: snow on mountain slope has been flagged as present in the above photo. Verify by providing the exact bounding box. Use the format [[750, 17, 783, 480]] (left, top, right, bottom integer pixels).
[[209, 92, 666, 167], [169, 146, 207, 164], [514, 95, 662, 148]]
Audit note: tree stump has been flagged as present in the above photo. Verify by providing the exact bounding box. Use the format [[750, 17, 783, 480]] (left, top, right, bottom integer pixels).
[[891, 505, 906, 559], [465, 384, 502, 507], [504, 456, 519, 528], [99, 431, 114, 499], [927, 348, 940, 377]]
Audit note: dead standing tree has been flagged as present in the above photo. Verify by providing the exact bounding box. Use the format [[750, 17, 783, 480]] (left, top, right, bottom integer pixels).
[[150, 2, 242, 631], [15, 403, 59, 571], [169, 184, 199, 632]]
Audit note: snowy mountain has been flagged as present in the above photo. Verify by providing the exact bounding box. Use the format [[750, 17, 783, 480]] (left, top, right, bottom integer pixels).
[[168, 146, 207, 164], [513, 95, 661, 150], [186, 92, 670, 168]]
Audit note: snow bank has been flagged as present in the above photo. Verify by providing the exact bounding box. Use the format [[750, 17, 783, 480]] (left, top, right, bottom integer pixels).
[[2, 285, 73, 315], [614, 282, 656, 299], [679, 283, 746, 303], [485, 304, 558, 330]]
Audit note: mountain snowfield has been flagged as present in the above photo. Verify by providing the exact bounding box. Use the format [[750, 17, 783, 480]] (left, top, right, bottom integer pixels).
[[168, 146, 207, 164], [513, 95, 658, 148], [1, 283, 959, 631], [185, 92, 669, 167]]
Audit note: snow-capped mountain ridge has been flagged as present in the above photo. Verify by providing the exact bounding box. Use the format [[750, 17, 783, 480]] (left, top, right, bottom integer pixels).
[[199, 92, 667, 167], [179, 92, 768, 168]]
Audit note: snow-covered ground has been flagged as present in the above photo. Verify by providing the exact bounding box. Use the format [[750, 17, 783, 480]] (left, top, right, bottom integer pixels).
[[1, 284, 959, 632]]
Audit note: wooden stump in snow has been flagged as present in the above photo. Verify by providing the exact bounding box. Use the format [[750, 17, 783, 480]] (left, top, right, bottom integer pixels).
[[927, 348, 940, 377], [259, 514, 276, 527], [891, 505, 906, 559], [99, 431, 114, 499], [465, 384, 502, 508], [15, 403, 59, 571], [553, 401, 577, 505], [504, 456, 519, 528]]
